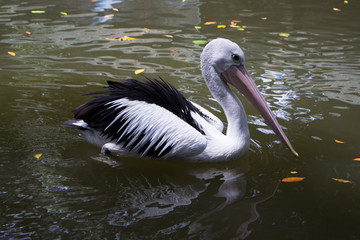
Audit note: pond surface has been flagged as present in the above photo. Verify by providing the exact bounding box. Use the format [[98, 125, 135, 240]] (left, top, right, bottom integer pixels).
[[1, 0, 360, 239]]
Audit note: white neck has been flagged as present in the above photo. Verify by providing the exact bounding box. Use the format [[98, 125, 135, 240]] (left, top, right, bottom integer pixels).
[[202, 64, 249, 141]]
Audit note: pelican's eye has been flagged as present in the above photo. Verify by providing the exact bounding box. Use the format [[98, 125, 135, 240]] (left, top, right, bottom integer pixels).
[[232, 54, 241, 63]]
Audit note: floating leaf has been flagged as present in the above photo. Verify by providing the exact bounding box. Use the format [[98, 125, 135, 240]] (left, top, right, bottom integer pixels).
[[230, 20, 240, 25], [163, 34, 173, 38], [217, 25, 226, 28], [134, 68, 145, 75], [261, 17, 267, 20], [332, 178, 351, 183], [344, 0, 348, 3], [353, 158, 360, 161], [194, 26, 202, 29], [112, 8, 119, 12], [8, 51, 16, 56], [25, 31, 32, 35], [237, 28, 245, 31], [290, 171, 298, 174], [120, 36, 135, 40], [60, 12, 67, 16], [279, 33, 290, 37], [204, 21, 216, 25], [334, 138, 344, 144], [34, 153, 42, 159], [281, 177, 305, 182], [31, 10, 45, 13], [104, 14, 114, 18], [333, 7, 341, 11], [193, 40, 208, 45]]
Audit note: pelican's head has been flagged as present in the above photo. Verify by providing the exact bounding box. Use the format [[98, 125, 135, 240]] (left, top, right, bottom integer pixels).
[[201, 38, 298, 158]]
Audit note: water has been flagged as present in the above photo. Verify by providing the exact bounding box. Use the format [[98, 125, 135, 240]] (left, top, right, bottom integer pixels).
[[1, 0, 360, 239]]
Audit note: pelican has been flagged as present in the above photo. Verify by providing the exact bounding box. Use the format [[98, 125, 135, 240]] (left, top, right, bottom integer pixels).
[[63, 38, 298, 162]]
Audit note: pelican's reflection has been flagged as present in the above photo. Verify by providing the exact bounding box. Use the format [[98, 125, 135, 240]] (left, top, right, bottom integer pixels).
[[89, 155, 282, 239]]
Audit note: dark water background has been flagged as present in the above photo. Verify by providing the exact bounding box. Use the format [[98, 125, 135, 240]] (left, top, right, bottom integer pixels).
[[1, 0, 360, 239]]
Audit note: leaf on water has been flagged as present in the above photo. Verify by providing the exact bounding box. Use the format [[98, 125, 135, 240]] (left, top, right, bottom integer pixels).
[[217, 25, 226, 28], [112, 8, 119, 12], [237, 28, 245, 31], [279, 33, 290, 37], [333, 7, 341, 11], [193, 40, 208, 45], [281, 177, 305, 182], [134, 68, 145, 75], [334, 138, 344, 144], [230, 20, 240, 25], [194, 26, 202, 29], [25, 31, 31, 35], [163, 34, 173, 38], [261, 17, 267, 20], [290, 171, 298, 174], [353, 158, 360, 161], [332, 178, 351, 183], [8, 51, 16, 56], [104, 14, 114, 18], [204, 21, 216, 25], [34, 153, 42, 159], [120, 36, 135, 40], [344, 0, 348, 3], [60, 12, 67, 16], [31, 10, 45, 13]]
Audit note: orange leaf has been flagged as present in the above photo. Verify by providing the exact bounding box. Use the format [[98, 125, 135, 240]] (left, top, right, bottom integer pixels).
[[204, 21, 216, 25], [163, 34, 173, 38], [281, 177, 305, 182], [230, 20, 240, 25], [333, 7, 341, 11], [104, 14, 114, 18], [332, 178, 351, 183], [353, 158, 360, 161], [334, 138, 344, 144]]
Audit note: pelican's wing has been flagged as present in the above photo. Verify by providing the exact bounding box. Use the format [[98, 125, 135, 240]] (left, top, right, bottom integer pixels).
[[190, 101, 224, 133], [71, 79, 207, 158]]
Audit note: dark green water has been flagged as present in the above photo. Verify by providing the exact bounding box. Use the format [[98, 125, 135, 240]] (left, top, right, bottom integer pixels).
[[1, 0, 360, 239]]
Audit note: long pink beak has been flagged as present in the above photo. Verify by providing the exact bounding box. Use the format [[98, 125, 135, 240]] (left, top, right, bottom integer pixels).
[[221, 65, 299, 158]]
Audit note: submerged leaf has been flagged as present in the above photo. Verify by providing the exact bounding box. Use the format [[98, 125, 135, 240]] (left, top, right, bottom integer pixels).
[[134, 68, 145, 75], [34, 153, 42, 159], [193, 40, 208, 45], [281, 177, 305, 182], [332, 178, 351, 183]]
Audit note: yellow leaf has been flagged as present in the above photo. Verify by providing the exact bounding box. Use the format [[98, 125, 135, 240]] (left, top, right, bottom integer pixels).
[[204, 21, 216, 25], [281, 177, 305, 182], [290, 171, 298, 174], [261, 17, 267, 20], [34, 153, 42, 159], [31, 10, 45, 13], [134, 68, 145, 75], [334, 138, 344, 144], [104, 14, 114, 18], [8, 51, 16, 56], [60, 12, 67, 16], [120, 36, 135, 40], [112, 8, 119, 12], [279, 33, 290, 37], [237, 28, 245, 31], [353, 158, 360, 161], [194, 26, 202, 29], [217, 25, 226, 28], [332, 178, 351, 183]]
